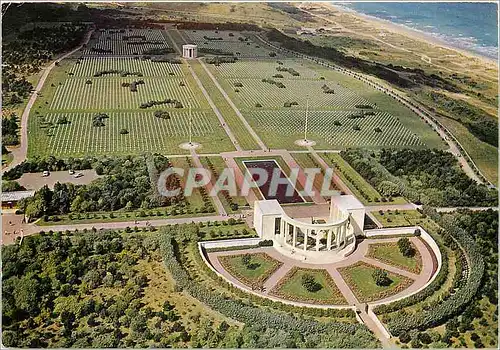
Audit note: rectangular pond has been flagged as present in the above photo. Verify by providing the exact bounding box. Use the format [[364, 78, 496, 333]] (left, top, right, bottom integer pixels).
[[243, 159, 304, 204]]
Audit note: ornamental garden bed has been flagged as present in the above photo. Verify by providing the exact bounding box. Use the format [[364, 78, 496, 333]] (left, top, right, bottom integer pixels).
[[218, 252, 282, 287], [270, 267, 347, 305], [338, 261, 414, 303], [366, 241, 422, 274]]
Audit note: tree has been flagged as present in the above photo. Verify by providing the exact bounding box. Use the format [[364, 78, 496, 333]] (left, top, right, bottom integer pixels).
[[241, 254, 251, 267], [301, 273, 321, 292], [377, 180, 400, 197], [372, 269, 391, 286], [397, 237, 414, 257]]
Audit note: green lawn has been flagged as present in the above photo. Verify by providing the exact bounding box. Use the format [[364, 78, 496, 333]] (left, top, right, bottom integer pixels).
[[367, 241, 422, 274], [36, 209, 216, 226], [271, 267, 346, 305], [208, 57, 443, 151], [189, 59, 260, 150], [371, 209, 424, 227], [339, 262, 413, 302], [437, 116, 498, 184], [218, 252, 282, 286], [27, 57, 235, 157]]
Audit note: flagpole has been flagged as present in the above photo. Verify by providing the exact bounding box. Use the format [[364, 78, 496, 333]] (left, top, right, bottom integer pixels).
[[304, 98, 309, 141], [189, 104, 192, 144]]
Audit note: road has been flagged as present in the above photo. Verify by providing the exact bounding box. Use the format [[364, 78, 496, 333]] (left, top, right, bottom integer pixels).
[[2, 213, 237, 245], [3, 28, 95, 173]]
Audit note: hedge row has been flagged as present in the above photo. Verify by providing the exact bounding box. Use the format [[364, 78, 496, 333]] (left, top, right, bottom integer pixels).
[[385, 208, 484, 335]]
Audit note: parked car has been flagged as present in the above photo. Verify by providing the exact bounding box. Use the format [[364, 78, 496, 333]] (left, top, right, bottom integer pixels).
[[74, 172, 84, 178], [42, 171, 50, 177], [68, 169, 75, 175]]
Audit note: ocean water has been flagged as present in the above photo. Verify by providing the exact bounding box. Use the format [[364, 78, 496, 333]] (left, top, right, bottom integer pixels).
[[337, 2, 498, 59]]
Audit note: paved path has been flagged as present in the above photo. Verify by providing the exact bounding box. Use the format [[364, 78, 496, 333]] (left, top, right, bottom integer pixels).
[[207, 234, 433, 348], [190, 149, 227, 216], [3, 28, 94, 173], [197, 58, 267, 150], [164, 29, 242, 152]]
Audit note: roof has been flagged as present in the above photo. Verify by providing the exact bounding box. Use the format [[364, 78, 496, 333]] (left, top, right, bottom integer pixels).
[[1, 190, 35, 202], [330, 194, 364, 210], [255, 200, 284, 216]]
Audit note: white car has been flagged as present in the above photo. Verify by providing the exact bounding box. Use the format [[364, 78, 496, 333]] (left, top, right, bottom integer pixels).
[[68, 169, 75, 175], [73, 172, 84, 178], [42, 171, 50, 177]]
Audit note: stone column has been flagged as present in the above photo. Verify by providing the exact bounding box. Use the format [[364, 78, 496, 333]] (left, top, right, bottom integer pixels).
[[303, 229, 308, 251], [327, 229, 332, 250], [292, 226, 297, 248], [316, 231, 320, 251]]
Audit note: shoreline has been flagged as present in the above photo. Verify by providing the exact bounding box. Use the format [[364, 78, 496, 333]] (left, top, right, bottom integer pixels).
[[326, 3, 498, 66]]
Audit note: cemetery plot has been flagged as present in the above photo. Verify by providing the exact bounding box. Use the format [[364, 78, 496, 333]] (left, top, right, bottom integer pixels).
[[224, 78, 374, 110], [32, 111, 233, 156], [82, 29, 172, 56], [181, 30, 279, 58], [246, 110, 424, 149], [70, 57, 183, 77], [50, 77, 200, 110], [213, 59, 320, 80]]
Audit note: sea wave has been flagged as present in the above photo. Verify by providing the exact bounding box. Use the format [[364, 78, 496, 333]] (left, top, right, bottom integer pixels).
[[333, 3, 498, 59]]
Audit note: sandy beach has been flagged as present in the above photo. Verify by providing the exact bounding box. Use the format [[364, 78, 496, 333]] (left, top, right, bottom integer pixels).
[[322, 2, 498, 67]]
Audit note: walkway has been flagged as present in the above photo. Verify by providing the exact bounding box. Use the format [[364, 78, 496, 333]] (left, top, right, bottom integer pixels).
[[3, 28, 95, 172], [207, 234, 434, 348], [197, 58, 267, 150], [190, 149, 227, 216], [164, 29, 242, 151]]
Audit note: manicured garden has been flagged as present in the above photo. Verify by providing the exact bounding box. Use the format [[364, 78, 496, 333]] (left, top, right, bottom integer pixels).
[[270, 267, 346, 305], [218, 252, 282, 287], [366, 240, 422, 274], [372, 209, 427, 227], [338, 262, 413, 302]]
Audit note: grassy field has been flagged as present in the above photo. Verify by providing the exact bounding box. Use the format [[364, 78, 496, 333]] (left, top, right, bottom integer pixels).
[[207, 57, 443, 151], [27, 57, 235, 156], [292, 152, 335, 195], [182, 30, 283, 59], [188, 60, 260, 150], [339, 262, 413, 302], [218, 252, 282, 286], [367, 241, 422, 274], [372, 209, 424, 228], [271, 267, 347, 305], [81, 29, 172, 56], [437, 116, 498, 184]]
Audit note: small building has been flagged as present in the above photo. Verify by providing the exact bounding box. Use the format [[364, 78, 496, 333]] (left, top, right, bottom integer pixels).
[[182, 44, 197, 59], [1, 190, 35, 209]]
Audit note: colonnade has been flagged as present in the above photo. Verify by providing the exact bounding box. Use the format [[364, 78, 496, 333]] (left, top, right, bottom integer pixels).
[[276, 215, 351, 252]]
